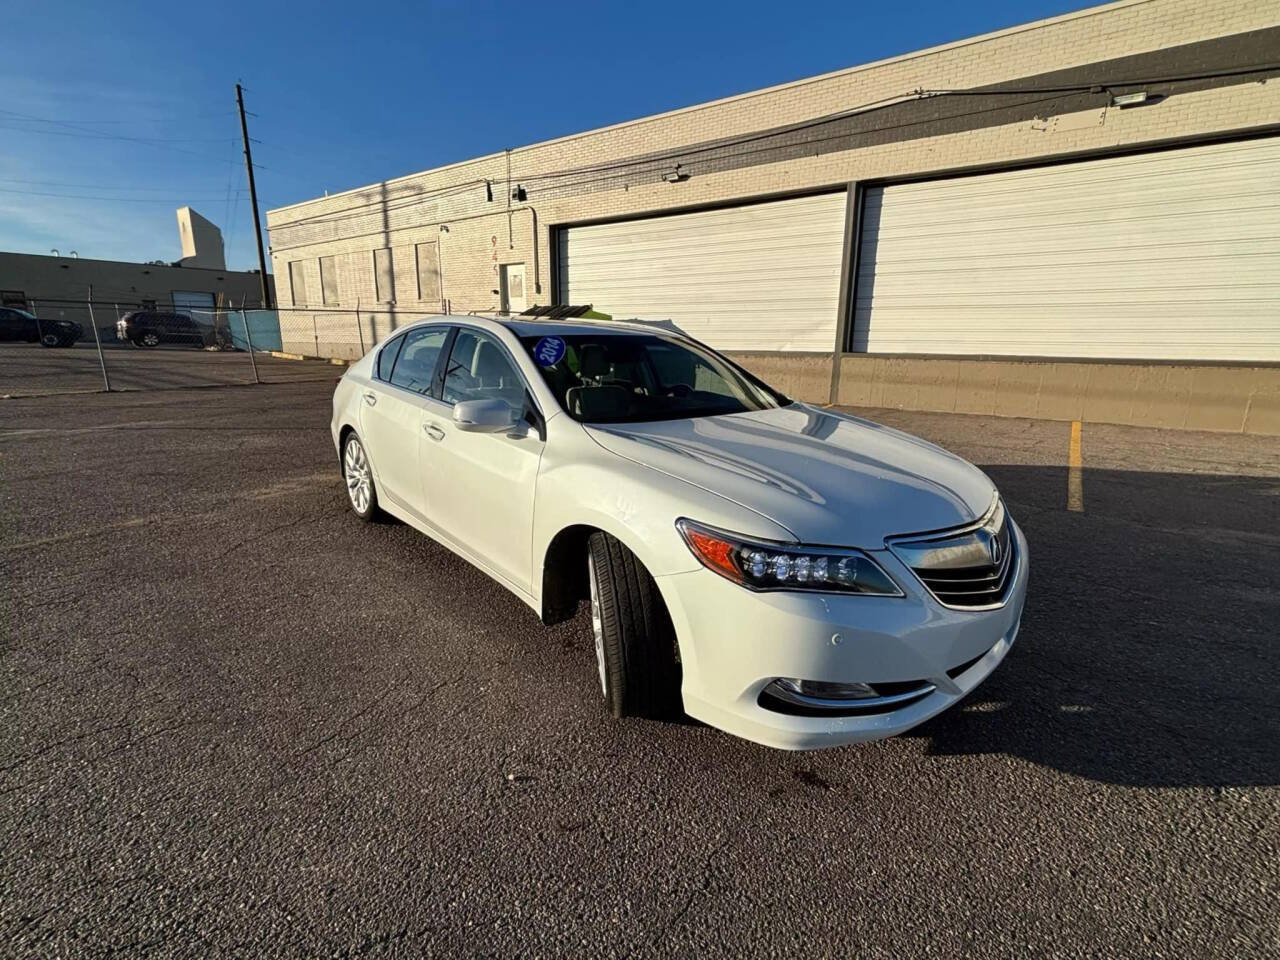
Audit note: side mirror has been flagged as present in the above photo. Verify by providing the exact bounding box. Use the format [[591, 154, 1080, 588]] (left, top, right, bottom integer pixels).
[[452, 397, 518, 433]]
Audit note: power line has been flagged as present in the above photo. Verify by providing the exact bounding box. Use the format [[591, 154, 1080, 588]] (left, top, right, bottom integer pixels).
[[0, 108, 242, 163], [266, 89, 1056, 234], [0, 175, 243, 192], [0, 122, 237, 144], [0, 186, 245, 203], [267, 61, 1280, 237], [0, 108, 238, 125]]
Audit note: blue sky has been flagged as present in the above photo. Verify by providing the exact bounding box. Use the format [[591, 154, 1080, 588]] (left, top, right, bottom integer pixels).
[[0, 0, 1086, 272]]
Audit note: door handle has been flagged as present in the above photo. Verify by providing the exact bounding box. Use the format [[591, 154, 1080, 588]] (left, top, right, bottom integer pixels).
[[423, 423, 446, 442], [362, 391, 377, 406]]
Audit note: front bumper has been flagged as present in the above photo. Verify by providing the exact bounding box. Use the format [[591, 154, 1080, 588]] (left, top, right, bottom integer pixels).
[[655, 520, 1028, 750]]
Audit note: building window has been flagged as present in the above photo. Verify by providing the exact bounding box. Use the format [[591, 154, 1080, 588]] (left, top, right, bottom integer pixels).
[[319, 255, 339, 305], [288, 260, 309, 306], [415, 242, 441, 303], [1, 290, 26, 309], [141, 299, 157, 310], [373, 248, 394, 303]]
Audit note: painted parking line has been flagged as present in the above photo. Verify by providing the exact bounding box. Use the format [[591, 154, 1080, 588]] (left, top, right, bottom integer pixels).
[[1067, 419, 1084, 513]]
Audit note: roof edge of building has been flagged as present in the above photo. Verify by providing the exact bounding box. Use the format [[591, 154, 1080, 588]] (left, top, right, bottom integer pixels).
[[0, 250, 267, 275]]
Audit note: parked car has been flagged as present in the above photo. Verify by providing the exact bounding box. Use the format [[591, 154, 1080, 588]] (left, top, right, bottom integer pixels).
[[117, 310, 213, 348], [331, 316, 1028, 750], [0, 307, 82, 347]]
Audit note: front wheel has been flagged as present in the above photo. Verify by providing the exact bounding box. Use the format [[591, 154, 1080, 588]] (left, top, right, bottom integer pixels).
[[39, 332, 61, 348], [138, 332, 161, 348], [342, 433, 381, 521], [587, 531, 683, 720]]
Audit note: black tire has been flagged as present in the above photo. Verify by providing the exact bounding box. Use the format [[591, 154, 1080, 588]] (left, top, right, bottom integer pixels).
[[39, 332, 61, 348], [137, 332, 160, 348], [588, 531, 683, 720], [342, 432, 381, 522]]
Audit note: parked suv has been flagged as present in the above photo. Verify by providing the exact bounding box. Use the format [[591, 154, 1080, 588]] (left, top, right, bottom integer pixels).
[[117, 310, 213, 348], [0, 307, 82, 347]]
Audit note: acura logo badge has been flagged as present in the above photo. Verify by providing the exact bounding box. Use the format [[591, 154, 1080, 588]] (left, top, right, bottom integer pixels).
[[988, 534, 1002, 565]]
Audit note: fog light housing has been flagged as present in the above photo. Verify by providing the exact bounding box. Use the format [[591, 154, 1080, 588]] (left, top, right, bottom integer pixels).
[[773, 678, 879, 700]]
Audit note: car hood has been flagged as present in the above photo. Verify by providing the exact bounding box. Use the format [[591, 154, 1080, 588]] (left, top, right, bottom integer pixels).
[[585, 405, 995, 547]]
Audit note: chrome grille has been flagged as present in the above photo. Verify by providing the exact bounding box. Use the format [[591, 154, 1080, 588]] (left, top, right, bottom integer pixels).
[[889, 499, 1015, 610]]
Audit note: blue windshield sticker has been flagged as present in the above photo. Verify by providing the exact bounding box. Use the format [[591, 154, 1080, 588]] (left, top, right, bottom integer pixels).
[[533, 336, 566, 367]]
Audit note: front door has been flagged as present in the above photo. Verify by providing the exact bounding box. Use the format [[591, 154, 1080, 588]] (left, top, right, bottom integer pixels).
[[421, 327, 543, 593], [499, 264, 527, 315], [360, 325, 450, 520]]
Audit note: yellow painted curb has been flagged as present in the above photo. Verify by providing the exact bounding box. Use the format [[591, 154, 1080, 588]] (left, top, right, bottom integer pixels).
[[269, 351, 306, 361]]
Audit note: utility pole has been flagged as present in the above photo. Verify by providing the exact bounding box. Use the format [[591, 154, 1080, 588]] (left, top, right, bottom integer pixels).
[[236, 82, 273, 309]]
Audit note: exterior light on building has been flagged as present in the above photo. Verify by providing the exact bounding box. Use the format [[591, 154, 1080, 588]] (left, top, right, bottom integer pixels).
[[1111, 91, 1149, 108], [663, 165, 689, 184]]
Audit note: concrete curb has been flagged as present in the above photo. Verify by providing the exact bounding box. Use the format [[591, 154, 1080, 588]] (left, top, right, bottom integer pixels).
[[268, 351, 349, 366]]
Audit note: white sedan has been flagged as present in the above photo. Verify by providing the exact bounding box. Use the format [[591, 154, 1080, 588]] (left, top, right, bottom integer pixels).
[[332, 315, 1028, 750]]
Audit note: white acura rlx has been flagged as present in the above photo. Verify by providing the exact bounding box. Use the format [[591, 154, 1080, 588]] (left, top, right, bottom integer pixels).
[[332, 315, 1028, 750]]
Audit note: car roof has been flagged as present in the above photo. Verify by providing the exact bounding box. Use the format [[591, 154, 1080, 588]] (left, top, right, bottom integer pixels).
[[378, 314, 696, 346]]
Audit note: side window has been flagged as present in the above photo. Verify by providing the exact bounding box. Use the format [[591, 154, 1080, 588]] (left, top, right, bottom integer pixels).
[[376, 333, 405, 381], [388, 326, 449, 394], [442, 330, 525, 407]]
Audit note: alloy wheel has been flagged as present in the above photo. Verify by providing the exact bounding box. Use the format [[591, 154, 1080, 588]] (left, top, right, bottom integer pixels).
[[344, 437, 372, 514], [142, 332, 160, 347]]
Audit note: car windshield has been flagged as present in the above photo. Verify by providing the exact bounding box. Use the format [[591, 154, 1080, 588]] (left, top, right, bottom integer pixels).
[[519, 331, 789, 424]]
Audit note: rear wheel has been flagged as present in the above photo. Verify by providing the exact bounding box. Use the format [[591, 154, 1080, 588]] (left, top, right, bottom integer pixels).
[[587, 531, 682, 719], [342, 433, 380, 521]]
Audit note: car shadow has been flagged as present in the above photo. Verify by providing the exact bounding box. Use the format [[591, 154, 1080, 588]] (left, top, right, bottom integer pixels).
[[903, 463, 1280, 788]]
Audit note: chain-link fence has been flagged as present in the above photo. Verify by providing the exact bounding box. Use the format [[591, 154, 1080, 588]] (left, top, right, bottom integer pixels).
[[0, 297, 339, 398], [0, 297, 513, 398]]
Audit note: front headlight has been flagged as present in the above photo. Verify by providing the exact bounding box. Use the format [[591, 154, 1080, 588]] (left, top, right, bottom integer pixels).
[[675, 519, 902, 596]]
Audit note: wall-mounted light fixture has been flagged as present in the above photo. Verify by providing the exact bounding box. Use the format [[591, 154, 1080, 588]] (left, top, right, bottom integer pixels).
[[485, 181, 494, 202], [511, 184, 526, 202], [662, 165, 689, 184], [1111, 91, 1149, 108], [439, 224, 450, 233]]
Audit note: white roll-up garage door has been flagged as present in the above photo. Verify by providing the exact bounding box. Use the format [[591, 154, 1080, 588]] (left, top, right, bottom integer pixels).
[[557, 191, 847, 351], [172, 290, 217, 313], [854, 136, 1280, 361]]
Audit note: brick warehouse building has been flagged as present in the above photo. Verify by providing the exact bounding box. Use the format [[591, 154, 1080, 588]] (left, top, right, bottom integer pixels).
[[265, 0, 1280, 434]]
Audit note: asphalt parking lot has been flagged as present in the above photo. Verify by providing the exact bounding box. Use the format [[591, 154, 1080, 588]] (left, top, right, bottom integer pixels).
[[0, 342, 342, 397], [3, 379, 1278, 957]]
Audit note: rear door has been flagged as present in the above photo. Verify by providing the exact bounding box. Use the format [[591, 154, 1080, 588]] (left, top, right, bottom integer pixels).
[[359, 326, 450, 521], [420, 326, 544, 593]]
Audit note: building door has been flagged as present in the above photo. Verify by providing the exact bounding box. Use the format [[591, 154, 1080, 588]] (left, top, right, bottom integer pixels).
[[853, 135, 1280, 362], [556, 191, 848, 351], [499, 263, 527, 314]]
